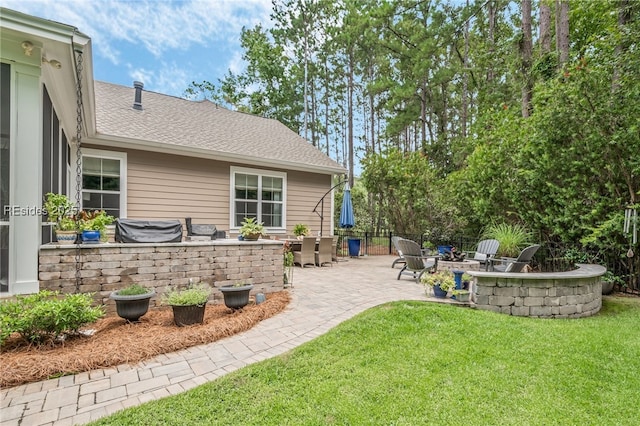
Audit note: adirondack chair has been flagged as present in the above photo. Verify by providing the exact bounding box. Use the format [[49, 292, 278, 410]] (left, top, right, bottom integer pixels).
[[488, 244, 540, 272], [396, 238, 439, 282], [466, 239, 500, 270], [391, 236, 406, 268]]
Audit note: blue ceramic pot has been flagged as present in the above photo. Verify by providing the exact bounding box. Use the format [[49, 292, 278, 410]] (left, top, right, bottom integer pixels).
[[81, 230, 101, 243], [433, 284, 448, 298]]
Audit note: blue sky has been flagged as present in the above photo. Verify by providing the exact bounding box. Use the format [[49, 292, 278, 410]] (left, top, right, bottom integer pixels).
[[4, 0, 273, 97]]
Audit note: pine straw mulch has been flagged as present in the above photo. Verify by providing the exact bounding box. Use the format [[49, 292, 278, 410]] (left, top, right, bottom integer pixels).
[[0, 291, 290, 389]]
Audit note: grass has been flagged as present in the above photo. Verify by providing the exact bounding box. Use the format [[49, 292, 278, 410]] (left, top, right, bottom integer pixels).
[[90, 296, 640, 425]]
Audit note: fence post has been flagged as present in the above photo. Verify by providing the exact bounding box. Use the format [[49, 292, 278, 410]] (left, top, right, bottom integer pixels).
[[364, 231, 369, 256], [389, 231, 393, 255]]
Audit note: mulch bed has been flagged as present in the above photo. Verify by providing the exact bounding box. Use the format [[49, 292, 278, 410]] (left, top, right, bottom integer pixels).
[[0, 291, 290, 389]]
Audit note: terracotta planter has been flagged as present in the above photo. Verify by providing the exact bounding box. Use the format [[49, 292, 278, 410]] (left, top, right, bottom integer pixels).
[[220, 284, 254, 310]]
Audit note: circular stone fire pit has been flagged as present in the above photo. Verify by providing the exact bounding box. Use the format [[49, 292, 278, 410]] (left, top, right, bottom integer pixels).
[[467, 264, 606, 319]]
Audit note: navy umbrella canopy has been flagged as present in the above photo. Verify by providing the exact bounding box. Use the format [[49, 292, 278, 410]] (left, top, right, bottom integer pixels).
[[339, 183, 355, 229]]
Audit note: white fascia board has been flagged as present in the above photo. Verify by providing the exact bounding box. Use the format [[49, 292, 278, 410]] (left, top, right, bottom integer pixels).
[[88, 134, 346, 176], [0, 8, 81, 44]]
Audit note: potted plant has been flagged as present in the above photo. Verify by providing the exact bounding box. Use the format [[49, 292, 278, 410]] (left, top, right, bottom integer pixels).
[[76, 209, 115, 243], [451, 289, 471, 303], [239, 217, 264, 241], [421, 270, 456, 298], [219, 282, 254, 310], [283, 241, 294, 287], [162, 283, 212, 326], [601, 271, 623, 295], [109, 283, 155, 322], [43, 193, 77, 244], [293, 223, 310, 239]]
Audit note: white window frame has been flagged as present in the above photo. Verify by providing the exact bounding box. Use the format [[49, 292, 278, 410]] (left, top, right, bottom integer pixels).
[[230, 166, 286, 233], [81, 149, 127, 218]]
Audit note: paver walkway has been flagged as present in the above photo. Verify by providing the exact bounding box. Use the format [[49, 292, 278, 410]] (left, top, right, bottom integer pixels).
[[1, 255, 433, 426]]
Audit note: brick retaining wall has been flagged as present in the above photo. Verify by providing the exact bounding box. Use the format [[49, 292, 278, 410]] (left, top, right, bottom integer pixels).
[[468, 264, 606, 319], [39, 240, 284, 315]]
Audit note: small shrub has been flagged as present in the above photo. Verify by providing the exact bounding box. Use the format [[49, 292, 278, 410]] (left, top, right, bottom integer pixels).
[[162, 283, 211, 306], [0, 290, 104, 346], [116, 284, 151, 296]]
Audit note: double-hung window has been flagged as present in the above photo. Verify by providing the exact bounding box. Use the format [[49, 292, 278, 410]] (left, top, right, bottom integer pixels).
[[82, 149, 126, 218], [231, 167, 285, 230]]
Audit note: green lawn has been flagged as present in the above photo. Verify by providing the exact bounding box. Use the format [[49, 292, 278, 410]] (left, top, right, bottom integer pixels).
[[90, 296, 640, 425]]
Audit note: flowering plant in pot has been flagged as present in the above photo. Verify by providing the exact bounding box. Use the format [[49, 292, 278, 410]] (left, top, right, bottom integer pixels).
[[421, 270, 456, 298], [162, 283, 212, 326], [110, 283, 155, 322]]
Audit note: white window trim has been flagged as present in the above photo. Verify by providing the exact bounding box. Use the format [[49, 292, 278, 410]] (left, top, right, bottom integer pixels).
[[230, 166, 286, 234], [81, 148, 127, 218]]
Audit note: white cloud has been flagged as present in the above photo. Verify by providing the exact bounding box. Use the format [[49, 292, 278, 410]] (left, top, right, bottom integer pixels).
[[2, 0, 273, 62]]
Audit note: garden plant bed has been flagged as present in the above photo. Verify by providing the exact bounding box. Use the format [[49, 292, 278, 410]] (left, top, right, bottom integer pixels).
[[0, 291, 290, 388]]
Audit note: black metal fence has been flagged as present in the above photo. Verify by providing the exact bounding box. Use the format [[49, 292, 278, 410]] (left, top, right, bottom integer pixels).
[[333, 230, 639, 294]]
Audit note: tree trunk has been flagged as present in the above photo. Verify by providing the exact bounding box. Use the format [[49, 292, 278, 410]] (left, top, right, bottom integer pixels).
[[521, 0, 533, 117], [556, 0, 570, 67], [487, 0, 496, 83], [539, 1, 552, 53], [462, 0, 470, 137]]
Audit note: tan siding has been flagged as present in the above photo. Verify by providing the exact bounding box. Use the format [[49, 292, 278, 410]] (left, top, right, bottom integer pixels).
[[126, 149, 230, 230], [286, 172, 333, 236], [83, 144, 338, 237]]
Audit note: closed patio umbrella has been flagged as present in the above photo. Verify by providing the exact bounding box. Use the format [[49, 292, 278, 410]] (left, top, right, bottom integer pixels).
[[340, 183, 359, 257], [339, 183, 355, 229]]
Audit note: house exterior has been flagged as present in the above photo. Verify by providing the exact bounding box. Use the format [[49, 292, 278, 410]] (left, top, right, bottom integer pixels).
[[0, 8, 346, 296]]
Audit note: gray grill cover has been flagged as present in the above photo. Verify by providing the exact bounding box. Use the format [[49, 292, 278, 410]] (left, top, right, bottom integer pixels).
[[115, 219, 183, 243]]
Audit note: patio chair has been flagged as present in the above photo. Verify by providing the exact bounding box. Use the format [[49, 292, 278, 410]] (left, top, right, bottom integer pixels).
[[294, 236, 317, 268], [331, 236, 339, 262], [396, 238, 439, 283], [488, 244, 540, 272], [391, 236, 407, 268], [466, 239, 500, 270], [315, 236, 334, 267]]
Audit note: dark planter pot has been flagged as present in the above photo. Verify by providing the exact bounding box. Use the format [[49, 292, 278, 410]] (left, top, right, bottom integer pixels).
[[602, 281, 615, 295], [220, 284, 254, 310], [110, 291, 155, 322], [81, 230, 101, 244], [432, 284, 448, 298], [243, 233, 261, 241], [171, 304, 206, 326]]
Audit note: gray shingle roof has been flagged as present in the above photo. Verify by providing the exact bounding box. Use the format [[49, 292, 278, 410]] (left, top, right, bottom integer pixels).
[[93, 81, 345, 174]]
